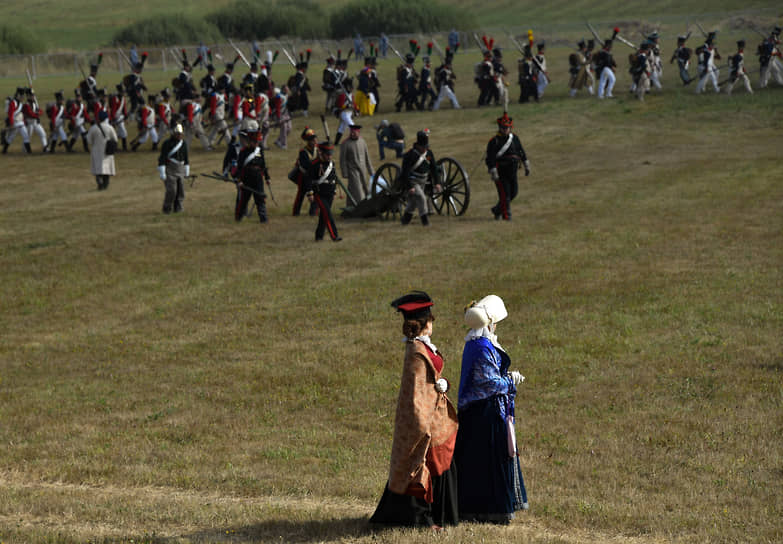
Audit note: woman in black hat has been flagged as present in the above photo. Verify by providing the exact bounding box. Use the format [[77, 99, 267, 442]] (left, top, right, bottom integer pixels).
[[370, 291, 459, 530]]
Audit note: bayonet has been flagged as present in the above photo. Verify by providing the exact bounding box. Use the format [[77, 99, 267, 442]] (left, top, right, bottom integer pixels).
[[228, 40, 252, 68]]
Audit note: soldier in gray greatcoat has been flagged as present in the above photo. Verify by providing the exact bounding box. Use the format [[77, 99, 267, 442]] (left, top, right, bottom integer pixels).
[[339, 124, 374, 204]]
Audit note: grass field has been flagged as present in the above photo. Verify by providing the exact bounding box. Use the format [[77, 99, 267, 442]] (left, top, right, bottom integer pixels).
[[2, 16, 783, 544]]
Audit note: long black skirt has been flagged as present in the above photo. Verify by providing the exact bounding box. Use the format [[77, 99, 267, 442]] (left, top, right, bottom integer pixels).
[[455, 396, 528, 523], [369, 458, 458, 528]]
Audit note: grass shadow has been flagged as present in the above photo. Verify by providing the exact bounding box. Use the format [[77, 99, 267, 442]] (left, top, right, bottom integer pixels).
[[180, 516, 371, 543]]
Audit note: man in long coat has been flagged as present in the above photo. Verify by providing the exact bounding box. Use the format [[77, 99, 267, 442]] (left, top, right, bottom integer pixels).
[[338, 124, 373, 204]]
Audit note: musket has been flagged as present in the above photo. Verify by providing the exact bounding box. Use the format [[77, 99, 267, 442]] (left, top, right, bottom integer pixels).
[[614, 33, 637, 50], [386, 40, 406, 63], [750, 25, 768, 39], [202, 171, 266, 196], [717, 67, 760, 87], [276, 41, 297, 67], [228, 40, 252, 68], [430, 36, 445, 61], [186, 174, 198, 187], [25, 68, 39, 110], [695, 23, 708, 38], [585, 22, 605, 48], [507, 31, 550, 82], [472, 32, 488, 54], [117, 48, 133, 70]]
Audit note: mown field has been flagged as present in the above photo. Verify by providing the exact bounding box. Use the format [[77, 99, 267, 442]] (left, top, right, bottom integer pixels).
[[2, 17, 783, 544]]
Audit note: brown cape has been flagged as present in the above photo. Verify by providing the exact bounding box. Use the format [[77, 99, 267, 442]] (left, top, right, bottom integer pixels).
[[388, 339, 458, 498]]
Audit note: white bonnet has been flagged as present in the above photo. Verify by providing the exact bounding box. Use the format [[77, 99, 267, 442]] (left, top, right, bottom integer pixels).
[[464, 295, 508, 329]]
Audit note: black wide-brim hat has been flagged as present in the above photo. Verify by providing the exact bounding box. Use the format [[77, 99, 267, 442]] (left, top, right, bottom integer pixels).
[[391, 290, 434, 319]]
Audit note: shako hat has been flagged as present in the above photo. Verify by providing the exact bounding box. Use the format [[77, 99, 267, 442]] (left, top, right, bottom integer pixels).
[[301, 126, 316, 140], [317, 141, 334, 154], [737, 39, 746, 48], [464, 295, 508, 329], [415, 129, 429, 147], [497, 112, 513, 127], [391, 290, 434, 320]]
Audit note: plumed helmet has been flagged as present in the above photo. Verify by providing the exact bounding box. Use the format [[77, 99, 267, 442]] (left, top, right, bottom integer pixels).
[[301, 126, 316, 140], [173, 123, 184, 134], [416, 129, 429, 147], [464, 295, 508, 329], [496, 112, 513, 127], [405, 53, 415, 64]]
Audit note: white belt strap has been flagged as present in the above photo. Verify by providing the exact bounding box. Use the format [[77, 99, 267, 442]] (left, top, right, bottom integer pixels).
[[316, 161, 334, 184], [496, 133, 514, 159]]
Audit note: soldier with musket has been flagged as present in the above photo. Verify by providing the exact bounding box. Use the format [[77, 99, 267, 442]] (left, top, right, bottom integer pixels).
[[486, 113, 529, 221], [288, 52, 312, 116], [304, 141, 342, 241], [395, 53, 419, 112], [568, 39, 591, 97], [629, 42, 652, 101], [726, 40, 753, 95], [231, 119, 271, 224], [518, 45, 538, 103], [695, 31, 721, 94], [595, 30, 618, 99], [123, 52, 148, 114], [670, 34, 693, 85]]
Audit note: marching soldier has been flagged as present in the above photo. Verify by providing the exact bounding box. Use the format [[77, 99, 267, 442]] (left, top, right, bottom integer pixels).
[[585, 39, 597, 93], [568, 40, 591, 97], [46, 91, 68, 153], [218, 60, 238, 98], [3, 87, 31, 154], [395, 53, 419, 112], [535, 42, 549, 97], [486, 113, 529, 221], [291, 126, 318, 216], [399, 130, 439, 227], [491, 47, 508, 107], [304, 141, 342, 241], [432, 49, 460, 110], [476, 49, 495, 105], [231, 119, 270, 224], [65, 89, 90, 152], [758, 27, 783, 88], [200, 63, 218, 100], [289, 53, 311, 116], [646, 32, 663, 91], [207, 81, 231, 147], [695, 31, 721, 94], [417, 56, 437, 110], [156, 122, 189, 214], [124, 53, 148, 114], [356, 56, 377, 116], [271, 86, 292, 149], [131, 95, 158, 151], [322, 55, 338, 113], [726, 40, 753, 95], [629, 42, 653, 100], [333, 78, 355, 146], [23, 88, 47, 152], [595, 30, 618, 99], [155, 89, 172, 140], [518, 46, 538, 103], [670, 34, 693, 85], [109, 84, 129, 151]]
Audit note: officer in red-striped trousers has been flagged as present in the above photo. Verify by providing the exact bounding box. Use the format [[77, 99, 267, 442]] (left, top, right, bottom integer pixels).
[[304, 142, 342, 242]]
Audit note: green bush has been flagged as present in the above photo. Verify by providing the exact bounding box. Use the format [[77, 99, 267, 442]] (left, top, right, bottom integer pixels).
[[208, 0, 328, 40], [0, 25, 41, 54], [113, 14, 223, 46], [329, 0, 470, 38]]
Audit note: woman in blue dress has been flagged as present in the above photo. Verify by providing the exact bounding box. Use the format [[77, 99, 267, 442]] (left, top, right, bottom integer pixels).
[[455, 294, 528, 524]]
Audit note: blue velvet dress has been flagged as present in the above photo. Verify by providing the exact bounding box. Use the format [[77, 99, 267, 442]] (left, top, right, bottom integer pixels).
[[455, 335, 528, 523]]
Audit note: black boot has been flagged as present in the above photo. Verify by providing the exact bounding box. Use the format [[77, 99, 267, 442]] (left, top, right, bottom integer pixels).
[[48, 140, 57, 153], [401, 212, 413, 225], [2, 141, 8, 154], [66, 138, 75, 152], [258, 199, 268, 223], [81, 135, 89, 152], [131, 141, 140, 151], [421, 214, 430, 226], [102, 175, 110, 190], [333, 132, 342, 145], [151, 141, 158, 151], [24, 142, 32, 154], [96, 176, 104, 190], [122, 137, 127, 151]]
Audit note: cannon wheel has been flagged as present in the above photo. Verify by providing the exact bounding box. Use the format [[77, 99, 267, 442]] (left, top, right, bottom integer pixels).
[[370, 162, 405, 220], [431, 157, 470, 216]]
